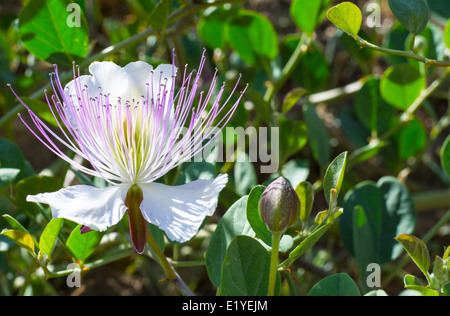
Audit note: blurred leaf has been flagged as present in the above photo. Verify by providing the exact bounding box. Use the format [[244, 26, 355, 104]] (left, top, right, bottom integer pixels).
[[281, 87, 307, 114], [395, 117, 427, 159], [0, 229, 35, 256], [225, 10, 278, 65], [303, 105, 330, 169], [147, 0, 171, 34], [219, 235, 275, 296], [323, 151, 347, 208], [432, 255, 450, 287], [354, 77, 395, 133], [233, 152, 257, 196], [308, 273, 360, 296], [18, 0, 89, 67], [0, 168, 21, 189], [340, 176, 416, 264], [206, 196, 254, 287], [39, 218, 63, 257], [295, 181, 314, 224], [326, 2, 362, 38], [445, 19, 450, 50], [15, 175, 61, 215], [290, 0, 332, 35], [279, 118, 308, 164], [388, 0, 429, 35], [380, 64, 426, 110], [66, 225, 103, 262], [0, 138, 25, 184], [395, 234, 430, 280], [280, 159, 310, 189], [197, 6, 233, 50], [441, 135, 450, 178]]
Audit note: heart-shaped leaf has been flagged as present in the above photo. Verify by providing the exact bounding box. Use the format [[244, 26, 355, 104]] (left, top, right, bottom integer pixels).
[[326, 2, 362, 38]]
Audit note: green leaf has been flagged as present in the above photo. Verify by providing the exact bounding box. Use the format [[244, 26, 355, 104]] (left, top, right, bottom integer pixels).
[[225, 10, 278, 65], [445, 19, 450, 50], [326, 2, 362, 38], [354, 77, 395, 133], [18, 0, 89, 67], [246, 185, 271, 246], [395, 117, 427, 159], [0, 138, 25, 185], [303, 105, 330, 169], [219, 235, 275, 296], [388, 0, 429, 35], [281, 87, 307, 114], [433, 255, 450, 287], [279, 118, 308, 164], [295, 181, 314, 224], [197, 6, 233, 50], [66, 225, 103, 261], [395, 234, 430, 280], [323, 151, 347, 208], [404, 285, 439, 296], [233, 153, 257, 196], [290, 0, 332, 35], [340, 176, 416, 264], [147, 0, 171, 34], [1, 229, 35, 256], [2, 214, 39, 249], [441, 135, 450, 178], [39, 218, 63, 257], [287, 223, 331, 263], [380, 64, 426, 110], [205, 196, 254, 287], [308, 273, 360, 296]]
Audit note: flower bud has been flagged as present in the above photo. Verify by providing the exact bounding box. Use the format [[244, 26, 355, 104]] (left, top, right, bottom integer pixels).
[[259, 177, 300, 233]]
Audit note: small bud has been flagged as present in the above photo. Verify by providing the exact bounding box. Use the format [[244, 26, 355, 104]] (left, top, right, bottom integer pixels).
[[259, 177, 301, 233]]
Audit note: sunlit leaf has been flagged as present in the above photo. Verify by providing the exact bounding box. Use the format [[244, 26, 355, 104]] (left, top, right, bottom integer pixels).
[[326, 2, 362, 38], [18, 0, 89, 67]]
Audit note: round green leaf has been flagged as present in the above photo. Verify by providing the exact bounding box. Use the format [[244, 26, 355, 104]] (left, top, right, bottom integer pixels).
[[19, 0, 89, 67], [442, 134, 450, 178], [326, 2, 362, 38], [388, 0, 429, 35], [340, 176, 416, 264], [308, 273, 360, 296], [396, 117, 427, 159], [225, 10, 278, 65], [290, 0, 332, 35], [380, 64, 426, 110]]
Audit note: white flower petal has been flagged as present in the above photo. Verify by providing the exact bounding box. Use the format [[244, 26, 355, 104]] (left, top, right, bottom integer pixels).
[[88, 61, 130, 102], [27, 184, 130, 231], [139, 174, 228, 242]]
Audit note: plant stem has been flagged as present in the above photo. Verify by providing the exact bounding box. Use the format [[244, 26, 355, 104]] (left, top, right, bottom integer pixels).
[[355, 35, 450, 68], [268, 231, 281, 296], [146, 231, 195, 296]]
